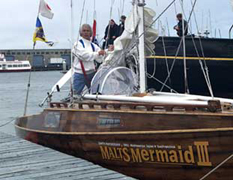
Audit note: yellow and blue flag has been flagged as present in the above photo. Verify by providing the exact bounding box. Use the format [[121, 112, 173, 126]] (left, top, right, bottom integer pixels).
[[33, 17, 54, 47]]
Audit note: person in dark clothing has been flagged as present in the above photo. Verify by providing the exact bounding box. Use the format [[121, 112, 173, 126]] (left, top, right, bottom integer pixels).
[[174, 13, 188, 37], [118, 15, 126, 36], [103, 19, 118, 49]]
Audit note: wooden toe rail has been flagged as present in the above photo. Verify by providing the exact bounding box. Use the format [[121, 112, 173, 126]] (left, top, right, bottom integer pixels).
[[49, 100, 222, 112]]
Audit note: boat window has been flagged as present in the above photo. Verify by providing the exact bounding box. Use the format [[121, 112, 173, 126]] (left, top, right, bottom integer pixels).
[[0, 65, 2, 68], [8, 65, 12, 67], [44, 111, 61, 128], [13, 65, 17, 67]]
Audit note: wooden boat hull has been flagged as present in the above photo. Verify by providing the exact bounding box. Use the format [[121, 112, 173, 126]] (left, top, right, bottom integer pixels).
[[15, 106, 233, 180]]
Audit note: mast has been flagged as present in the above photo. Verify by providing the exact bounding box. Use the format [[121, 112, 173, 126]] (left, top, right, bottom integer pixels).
[[70, 0, 74, 101], [137, 0, 146, 93]]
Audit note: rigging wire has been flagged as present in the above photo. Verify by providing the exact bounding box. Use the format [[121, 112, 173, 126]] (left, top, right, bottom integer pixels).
[[147, 72, 178, 93], [160, 0, 213, 97], [161, 36, 173, 90], [23, 55, 32, 116], [179, 0, 190, 94], [160, 0, 198, 92], [149, 0, 177, 29], [78, 0, 86, 39], [23, 1, 41, 115], [69, 0, 74, 103], [0, 118, 15, 128], [69, 0, 86, 105], [122, 0, 126, 15], [190, 0, 214, 97], [173, 1, 178, 15]]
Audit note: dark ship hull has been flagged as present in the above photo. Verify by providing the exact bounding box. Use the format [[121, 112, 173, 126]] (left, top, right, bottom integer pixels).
[[147, 36, 233, 97]]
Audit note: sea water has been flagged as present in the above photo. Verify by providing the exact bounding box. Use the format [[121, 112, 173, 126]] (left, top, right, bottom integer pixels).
[[0, 71, 69, 135]]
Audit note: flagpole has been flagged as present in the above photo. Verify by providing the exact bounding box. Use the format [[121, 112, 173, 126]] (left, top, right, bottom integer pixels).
[[70, 0, 74, 102], [23, 1, 41, 116]]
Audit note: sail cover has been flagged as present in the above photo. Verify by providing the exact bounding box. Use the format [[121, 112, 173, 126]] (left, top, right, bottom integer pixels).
[[91, 67, 138, 95]]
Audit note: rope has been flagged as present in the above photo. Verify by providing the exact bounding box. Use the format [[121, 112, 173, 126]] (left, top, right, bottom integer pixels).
[[149, 0, 177, 29], [161, 36, 172, 90], [0, 118, 15, 128], [199, 154, 233, 180], [147, 57, 156, 79], [147, 71, 178, 93]]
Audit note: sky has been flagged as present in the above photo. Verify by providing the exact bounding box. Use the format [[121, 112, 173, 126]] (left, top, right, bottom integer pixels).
[[0, 0, 232, 50]]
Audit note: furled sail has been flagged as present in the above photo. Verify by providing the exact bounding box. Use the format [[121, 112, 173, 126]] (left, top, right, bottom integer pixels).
[[103, 6, 158, 67], [91, 6, 158, 95]]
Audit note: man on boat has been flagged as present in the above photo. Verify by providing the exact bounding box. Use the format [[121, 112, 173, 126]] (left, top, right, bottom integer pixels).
[[103, 19, 119, 49], [72, 24, 106, 95], [118, 15, 126, 36], [174, 13, 188, 37]]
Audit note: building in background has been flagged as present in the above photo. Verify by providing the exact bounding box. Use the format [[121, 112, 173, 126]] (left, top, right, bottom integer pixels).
[[0, 49, 71, 71]]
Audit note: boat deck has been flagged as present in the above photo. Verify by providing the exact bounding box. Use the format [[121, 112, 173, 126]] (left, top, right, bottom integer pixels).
[[0, 132, 135, 180]]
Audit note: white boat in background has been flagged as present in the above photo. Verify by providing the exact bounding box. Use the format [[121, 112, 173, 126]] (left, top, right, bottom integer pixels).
[[0, 54, 31, 72]]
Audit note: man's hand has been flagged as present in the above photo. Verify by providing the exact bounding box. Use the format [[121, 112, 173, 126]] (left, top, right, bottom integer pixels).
[[98, 50, 106, 56]]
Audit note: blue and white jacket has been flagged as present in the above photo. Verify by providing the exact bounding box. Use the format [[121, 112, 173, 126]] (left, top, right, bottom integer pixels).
[[72, 37, 103, 74]]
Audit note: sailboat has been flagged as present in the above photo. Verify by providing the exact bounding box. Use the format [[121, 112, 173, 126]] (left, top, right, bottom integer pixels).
[[15, 0, 233, 179]]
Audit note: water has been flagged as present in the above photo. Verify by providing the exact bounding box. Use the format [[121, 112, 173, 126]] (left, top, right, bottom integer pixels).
[[0, 71, 69, 135]]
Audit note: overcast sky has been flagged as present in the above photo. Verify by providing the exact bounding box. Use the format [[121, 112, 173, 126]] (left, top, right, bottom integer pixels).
[[0, 0, 232, 50]]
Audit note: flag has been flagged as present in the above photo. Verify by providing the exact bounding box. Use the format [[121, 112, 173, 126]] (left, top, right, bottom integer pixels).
[[39, 0, 54, 19], [33, 17, 54, 47], [92, 19, 98, 45]]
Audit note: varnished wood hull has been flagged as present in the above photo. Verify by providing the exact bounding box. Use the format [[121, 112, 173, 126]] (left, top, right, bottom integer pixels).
[[15, 107, 233, 180]]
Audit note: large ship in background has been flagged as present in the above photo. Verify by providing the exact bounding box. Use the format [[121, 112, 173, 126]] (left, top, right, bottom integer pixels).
[[0, 54, 31, 72], [147, 35, 233, 98]]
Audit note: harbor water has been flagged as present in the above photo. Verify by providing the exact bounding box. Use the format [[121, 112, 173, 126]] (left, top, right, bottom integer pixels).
[[0, 71, 69, 135]]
